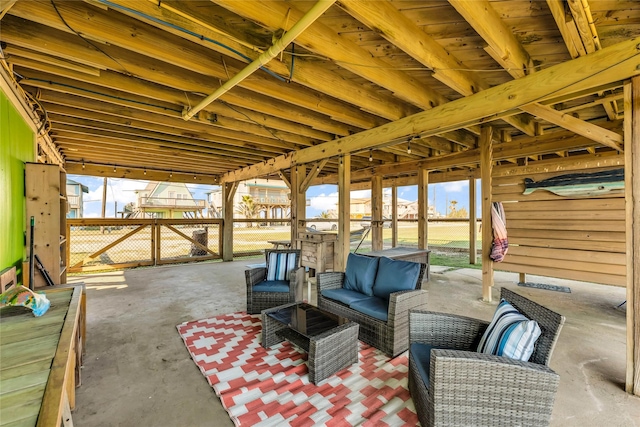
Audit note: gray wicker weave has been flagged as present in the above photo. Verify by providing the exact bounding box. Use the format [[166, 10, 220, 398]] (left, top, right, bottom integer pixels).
[[408, 287, 565, 427], [316, 262, 428, 357], [245, 249, 304, 314], [261, 302, 359, 384]]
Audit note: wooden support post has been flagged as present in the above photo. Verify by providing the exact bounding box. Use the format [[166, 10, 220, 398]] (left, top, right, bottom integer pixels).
[[371, 175, 383, 251], [469, 177, 477, 264], [624, 77, 640, 395], [481, 126, 494, 301], [222, 182, 237, 261], [336, 155, 351, 271], [417, 168, 429, 249], [391, 185, 398, 248], [290, 166, 306, 249]]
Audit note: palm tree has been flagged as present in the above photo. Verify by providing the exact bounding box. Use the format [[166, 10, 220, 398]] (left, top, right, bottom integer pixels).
[[235, 195, 260, 227], [319, 211, 331, 219]]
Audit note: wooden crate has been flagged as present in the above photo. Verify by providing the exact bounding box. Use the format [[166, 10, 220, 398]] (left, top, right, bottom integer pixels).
[[297, 231, 336, 275]]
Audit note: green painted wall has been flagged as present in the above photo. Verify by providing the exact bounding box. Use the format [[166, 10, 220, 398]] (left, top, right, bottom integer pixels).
[[0, 89, 35, 279]]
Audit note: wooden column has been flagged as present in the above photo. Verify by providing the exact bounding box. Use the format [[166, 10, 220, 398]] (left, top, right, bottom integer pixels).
[[391, 185, 398, 248], [290, 166, 306, 249], [469, 177, 477, 264], [481, 126, 494, 301], [417, 168, 429, 249], [222, 182, 237, 262], [371, 174, 383, 251], [624, 77, 640, 395], [336, 155, 351, 271]]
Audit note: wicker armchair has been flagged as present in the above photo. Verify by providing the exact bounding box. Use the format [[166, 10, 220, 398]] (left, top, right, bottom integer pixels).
[[245, 249, 304, 314], [408, 288, 565, 427], [316, 262, 428, 357]]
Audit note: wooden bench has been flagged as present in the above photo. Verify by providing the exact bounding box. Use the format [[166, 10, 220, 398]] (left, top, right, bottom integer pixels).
[[0, 285, 86, 427]]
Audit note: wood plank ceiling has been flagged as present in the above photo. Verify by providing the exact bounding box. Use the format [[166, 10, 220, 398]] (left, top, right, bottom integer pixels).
[[1, 0, 639, 184]]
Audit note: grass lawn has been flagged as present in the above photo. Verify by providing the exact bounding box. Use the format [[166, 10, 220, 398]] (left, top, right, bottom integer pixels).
[[430, 251, 482, 270]]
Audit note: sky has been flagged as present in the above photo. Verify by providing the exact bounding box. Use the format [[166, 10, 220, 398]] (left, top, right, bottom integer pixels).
[[69, 175, 480, 218]]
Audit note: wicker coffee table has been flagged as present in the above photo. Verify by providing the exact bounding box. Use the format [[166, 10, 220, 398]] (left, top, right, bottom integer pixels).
[[262, 302, 359, 384]]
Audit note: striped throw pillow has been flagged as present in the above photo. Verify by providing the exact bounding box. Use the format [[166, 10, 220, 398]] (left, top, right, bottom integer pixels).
[[477, 299, 542, 361], [266, 252, 298, 281]]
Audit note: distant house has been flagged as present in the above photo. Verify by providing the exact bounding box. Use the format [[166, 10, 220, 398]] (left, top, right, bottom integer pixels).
[[208, 179, 290, 220], [133, 182, 205, 219], [66, 179, 89, 218]]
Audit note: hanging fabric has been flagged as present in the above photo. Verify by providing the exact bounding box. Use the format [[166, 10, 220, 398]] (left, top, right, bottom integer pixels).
[[490, 202, 508, 262]]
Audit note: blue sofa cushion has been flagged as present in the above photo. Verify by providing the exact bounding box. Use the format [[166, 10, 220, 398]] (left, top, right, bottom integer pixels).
[[410, 343, 442, 387], [253, 280, 290, 293], [321, 288, 371, 305], [372, 257, 421, 300], [344, 253, 379, 296], [349, 296, 389, 322]]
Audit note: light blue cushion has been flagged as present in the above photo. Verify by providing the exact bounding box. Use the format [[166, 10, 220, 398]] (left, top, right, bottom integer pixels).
[[410, 343, 437, 386], [266, 252, 298, 281], [372, 257, 421, 300], [477, 299, 542, 361], [321, 288, 371, 305], [344, 253, 379, 296], [253, 280, 290, 293], [349, 296, 388, 322]]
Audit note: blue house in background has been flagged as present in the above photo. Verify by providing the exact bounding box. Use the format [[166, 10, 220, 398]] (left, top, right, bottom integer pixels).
[[66, 179, 89, 218]]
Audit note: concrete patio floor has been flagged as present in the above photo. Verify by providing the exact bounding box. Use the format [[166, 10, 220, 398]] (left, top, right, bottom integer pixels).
[[67, 260, 640, 426]]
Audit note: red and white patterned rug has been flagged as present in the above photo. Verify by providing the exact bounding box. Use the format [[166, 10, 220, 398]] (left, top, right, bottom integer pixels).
[[177, 312, 418, 426]]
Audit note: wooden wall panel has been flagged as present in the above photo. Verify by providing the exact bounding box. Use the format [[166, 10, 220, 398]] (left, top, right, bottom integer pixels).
[[493, 158, 626, 287]]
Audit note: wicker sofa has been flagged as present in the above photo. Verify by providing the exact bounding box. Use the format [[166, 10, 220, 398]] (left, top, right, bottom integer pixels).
[[408, 287, 565, 427], [316, 253, 428, 357]]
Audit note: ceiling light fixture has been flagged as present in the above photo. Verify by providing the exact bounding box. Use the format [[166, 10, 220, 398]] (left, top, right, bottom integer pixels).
[[369, 149, 373, 162], [113, 165, 116, 172], [82, 160, 85, 170], [170, 171, 173, 179], [143, 168, 147, 175], [407, 138, 412, 155]]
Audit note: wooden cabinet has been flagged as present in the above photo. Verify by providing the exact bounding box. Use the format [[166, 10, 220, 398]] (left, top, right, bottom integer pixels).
[[25, 162, 68, 287]]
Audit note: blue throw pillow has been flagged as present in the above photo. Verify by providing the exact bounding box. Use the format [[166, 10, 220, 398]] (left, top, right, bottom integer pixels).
[[372, 256, 420, 300], [266, 252, 298, 281], [344, 253, 379, 296], [477, 299, 542, 361]]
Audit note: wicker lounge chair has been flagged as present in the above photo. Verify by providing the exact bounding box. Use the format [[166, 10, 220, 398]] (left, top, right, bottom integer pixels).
[[408, 288, 565, 427], [245, 249, 304, 314], [316, 259, 427, 357]]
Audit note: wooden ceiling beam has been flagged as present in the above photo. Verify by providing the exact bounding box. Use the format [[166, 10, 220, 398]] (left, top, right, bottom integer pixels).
[[50, 121, 275, 161], [220, 37, 640, 182], [315, 122, 619, 185], [36, 90, 303, 152], [2, 14, 353, 137], [448, 0, 534, 79], [520, 103, 623, 150], [53, 132, 253, 166], [14, 64, 330, 144], [546, 0, 582, 59], [65, 162, 218, 185], [4, 46, 103, 76], [213, 0, 487, 147], [338, 0, 537, 137], [46, 111, 286, 157], [6, 2, 373, 133], [92, 0, 416, 122], [213, 0, 448, 111]]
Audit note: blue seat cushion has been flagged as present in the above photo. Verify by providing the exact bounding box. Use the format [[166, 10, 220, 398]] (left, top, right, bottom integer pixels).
[[321, 288, 370, 305], [410, 343, 442, 387], [349, 296, 389, 322], [372, 256, 421, 300], [344, 253, 379, 296], [253, 280, 290, 293]]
